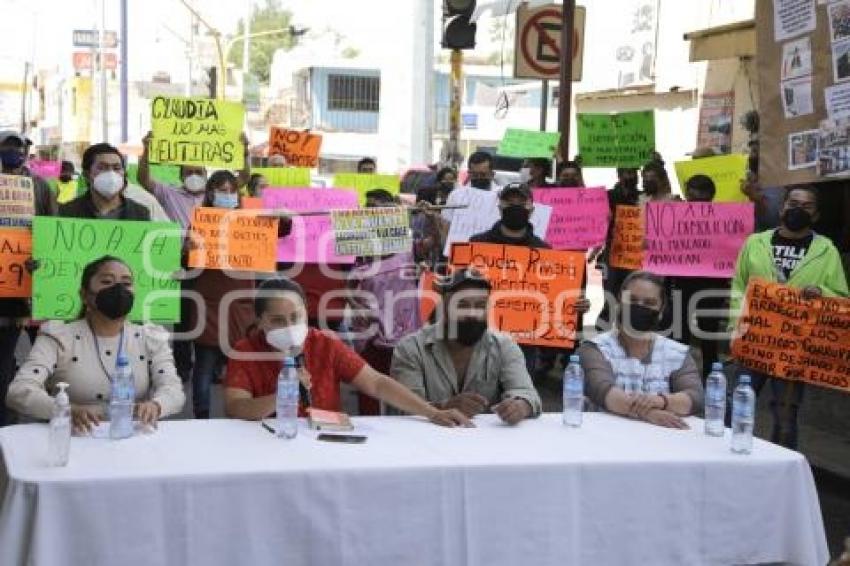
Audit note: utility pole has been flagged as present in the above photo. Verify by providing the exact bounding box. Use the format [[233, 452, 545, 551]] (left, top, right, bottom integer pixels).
[[180, 0, 225, 100], [120, 0, 128, 143], [99, 0, 108, 141], [242, 1, 252, 78], [540, 79, 549, 131], [449, 49, 463, 167], [557, 0, 575, 162], [19, 62, 29, 134]]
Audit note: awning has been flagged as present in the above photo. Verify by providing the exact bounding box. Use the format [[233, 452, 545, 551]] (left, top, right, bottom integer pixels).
[[683, 20, 756, 62]]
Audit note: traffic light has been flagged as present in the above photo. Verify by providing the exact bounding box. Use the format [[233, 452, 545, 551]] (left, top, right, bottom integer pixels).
[[442, 0, 477, 50], [206, 66, 217, 99]]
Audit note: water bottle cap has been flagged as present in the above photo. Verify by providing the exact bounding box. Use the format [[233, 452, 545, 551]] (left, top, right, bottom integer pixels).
[[55, 382, 70, 405], [569, 355, 580, 363], [711, 362, 723, 371], [116, 354, 130, 366], [283, 356, 297, 367], [739, 374, 751, 385]]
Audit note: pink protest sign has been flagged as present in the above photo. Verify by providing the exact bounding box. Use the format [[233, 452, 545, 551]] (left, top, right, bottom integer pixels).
[[533, 187, 609, 250], [28, 160, 61, 179], [261, 188, 358, 264], [643, 201, 754, 278]]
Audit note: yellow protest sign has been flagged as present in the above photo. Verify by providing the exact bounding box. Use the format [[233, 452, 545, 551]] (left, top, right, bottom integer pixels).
[[333, 173, 400, 205], [149, 96, 245, 169], [252, 167, 312, 188], [674, 154, 749, 203]]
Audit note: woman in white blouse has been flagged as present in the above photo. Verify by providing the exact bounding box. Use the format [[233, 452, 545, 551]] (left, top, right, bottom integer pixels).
[[6, 256, 185, 432]]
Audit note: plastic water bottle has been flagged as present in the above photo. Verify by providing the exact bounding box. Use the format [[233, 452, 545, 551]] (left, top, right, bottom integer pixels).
[[562, 355, 584, 427], [276, 357, 300, 439], [109, 354, 135, 440], [48, 382, 71, 466], [731, 374, 756, 454], [704, 362, 727, 437]]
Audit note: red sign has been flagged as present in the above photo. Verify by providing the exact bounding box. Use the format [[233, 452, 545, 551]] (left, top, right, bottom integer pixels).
[[73, 52, 118, 71]]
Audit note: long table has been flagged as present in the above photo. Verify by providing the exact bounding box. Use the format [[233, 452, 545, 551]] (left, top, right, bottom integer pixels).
[[0, 413, 829, 566]]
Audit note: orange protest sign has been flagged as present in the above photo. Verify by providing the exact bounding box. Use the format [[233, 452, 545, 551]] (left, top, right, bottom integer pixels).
[[450, 242, 586, 348], [419, 268, 439, 323], [187, 207, 279, 273], [731, 280, 850, 393], [609, 205, 643, 270], [269, 127, 323, 168], [241, 197, 262, 210], [0, 228, 32, 298]]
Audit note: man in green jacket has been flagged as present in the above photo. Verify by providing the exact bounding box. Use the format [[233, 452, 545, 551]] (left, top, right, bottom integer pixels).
[[729, 185, 848, 449]]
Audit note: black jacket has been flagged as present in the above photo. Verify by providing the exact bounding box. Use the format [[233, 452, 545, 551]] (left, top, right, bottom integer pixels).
[[469, 221, 551, 249], [59, 193, 151, 221]]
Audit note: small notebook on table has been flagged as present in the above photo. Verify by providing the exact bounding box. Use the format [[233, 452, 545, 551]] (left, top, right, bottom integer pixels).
[[307, 408, 353, 431]]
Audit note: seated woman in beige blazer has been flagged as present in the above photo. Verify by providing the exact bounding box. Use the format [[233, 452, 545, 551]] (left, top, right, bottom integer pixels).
[[6, 255, 185, 433]]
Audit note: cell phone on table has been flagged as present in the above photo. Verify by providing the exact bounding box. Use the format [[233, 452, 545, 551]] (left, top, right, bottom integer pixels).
[[316, 433, 367, 444]]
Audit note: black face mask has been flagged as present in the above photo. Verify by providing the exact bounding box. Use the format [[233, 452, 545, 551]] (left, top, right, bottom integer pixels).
[[95, 283, 135, 320], [454, 318, 488, 346], [782, 207, 813, 232], [501, 205, 531, 230], [619, 303, 661, 334], [440, 181, 455, 193], [470, 178, 491, 191], [59, 174, 73, 183]]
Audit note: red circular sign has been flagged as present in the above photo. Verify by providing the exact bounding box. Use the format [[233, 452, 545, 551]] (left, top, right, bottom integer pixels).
[[519, 8, 580, 77]]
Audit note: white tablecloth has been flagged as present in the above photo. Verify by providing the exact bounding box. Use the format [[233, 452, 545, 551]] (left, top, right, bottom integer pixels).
[[0, 414, 829, 566]]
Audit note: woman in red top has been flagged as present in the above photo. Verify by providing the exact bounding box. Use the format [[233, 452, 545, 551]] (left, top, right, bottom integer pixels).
[[223, 278, 471, 427]]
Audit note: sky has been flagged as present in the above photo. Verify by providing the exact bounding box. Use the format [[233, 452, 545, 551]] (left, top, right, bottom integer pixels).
[[0, 0, 498, 83]]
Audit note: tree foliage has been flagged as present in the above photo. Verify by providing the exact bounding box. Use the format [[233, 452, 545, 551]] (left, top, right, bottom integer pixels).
[[228, 0, 294, 84]]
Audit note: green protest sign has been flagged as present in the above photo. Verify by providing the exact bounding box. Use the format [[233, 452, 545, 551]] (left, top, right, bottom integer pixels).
[[126, 163, 182, 187], [252, 167, 312, 188], [497, 128, 561, 158], [149, 96, 245, 169], [332, 173, 400, 205], [577, 111, 655, 168], [32, 217, 182, 322]]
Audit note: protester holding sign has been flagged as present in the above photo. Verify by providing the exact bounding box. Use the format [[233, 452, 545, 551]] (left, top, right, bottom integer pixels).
[[0, 131, 57, 218], [223, 277, 471, 428], [640, 156, 678, 204], [6, 256, 185, 432], [60, 143, 149, 221], [186, 171, 256, 419], [668, 175, 732, 377], [522, 158, 552, 188], [578, 271, 705, 429], [441, 151, 502, 228], [344, 190, 421, 414], [729, 185, 848, 448], [469, 183, 589, 375], [596, 167, 640, 329], [556, 160, 585, 188], [391, 269, 542, 424], [0, 130, 58, 426]]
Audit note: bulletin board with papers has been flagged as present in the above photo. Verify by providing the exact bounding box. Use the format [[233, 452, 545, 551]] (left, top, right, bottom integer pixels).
[[758, 0, 850, 186]]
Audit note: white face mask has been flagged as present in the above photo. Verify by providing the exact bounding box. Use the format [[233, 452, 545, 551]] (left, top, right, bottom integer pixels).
[[518, 167, 531, 182], [184, 174, 206, 193], [266, 323, 309, 356], [92, 171, 124, 199]]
